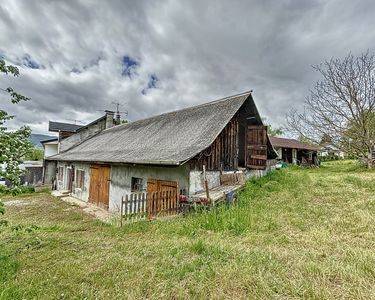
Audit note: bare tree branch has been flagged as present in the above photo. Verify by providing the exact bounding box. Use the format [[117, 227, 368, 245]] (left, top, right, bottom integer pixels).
[[286, 51, 375, 167]]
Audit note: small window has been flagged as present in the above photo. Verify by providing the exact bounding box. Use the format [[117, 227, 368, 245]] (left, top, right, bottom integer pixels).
[[76, 169, 85, 189], [58, 166, 64, 181], [131, 177, 143, 192]]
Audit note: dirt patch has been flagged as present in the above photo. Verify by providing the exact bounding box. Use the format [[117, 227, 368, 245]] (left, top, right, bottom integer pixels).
[[3, 199, 35, 207], [61, 196, 114, 223]]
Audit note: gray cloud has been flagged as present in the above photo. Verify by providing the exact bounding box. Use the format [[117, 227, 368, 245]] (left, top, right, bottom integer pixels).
[[1, 0, 375, 134]]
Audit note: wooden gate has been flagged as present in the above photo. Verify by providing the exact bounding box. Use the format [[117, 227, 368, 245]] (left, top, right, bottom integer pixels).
[[247, 125, 268, 169], [147, 179, 178, 218], [89, 164, 110, 209]]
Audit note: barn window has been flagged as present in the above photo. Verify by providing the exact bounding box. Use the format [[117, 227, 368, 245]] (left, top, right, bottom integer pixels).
[[58, 166, 64, 181], [131, 177, 143, 192], [76, 169, 85, 189]]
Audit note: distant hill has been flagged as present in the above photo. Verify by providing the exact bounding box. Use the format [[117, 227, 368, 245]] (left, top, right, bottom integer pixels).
[[28, 134, 56, 148]]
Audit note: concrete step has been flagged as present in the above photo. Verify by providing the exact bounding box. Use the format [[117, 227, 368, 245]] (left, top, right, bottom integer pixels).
[[51, 190, 70, 198]]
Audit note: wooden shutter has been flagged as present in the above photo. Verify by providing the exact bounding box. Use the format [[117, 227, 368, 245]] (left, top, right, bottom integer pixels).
[[246, 125, 267, 169]]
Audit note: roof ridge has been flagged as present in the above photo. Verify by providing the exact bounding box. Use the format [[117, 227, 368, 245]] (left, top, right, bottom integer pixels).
[[105, 90, 252, 133]]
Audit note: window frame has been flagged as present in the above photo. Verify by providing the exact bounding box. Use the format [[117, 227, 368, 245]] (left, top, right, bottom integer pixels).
[[131, 177, 143, 192], [75, 169, 85, 189]]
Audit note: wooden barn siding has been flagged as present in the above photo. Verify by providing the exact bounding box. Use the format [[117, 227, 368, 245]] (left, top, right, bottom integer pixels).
[[190, 114, 239, 171]]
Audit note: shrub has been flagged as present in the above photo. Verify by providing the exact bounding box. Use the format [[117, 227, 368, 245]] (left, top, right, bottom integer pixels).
[[0, 185, 35, 196], [0, 200, 4, 215]]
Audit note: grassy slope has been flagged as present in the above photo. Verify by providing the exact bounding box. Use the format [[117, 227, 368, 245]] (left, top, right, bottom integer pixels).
[[1, 161, 375, 299]]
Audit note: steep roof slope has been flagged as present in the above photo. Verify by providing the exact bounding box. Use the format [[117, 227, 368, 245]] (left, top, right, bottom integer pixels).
[[270, 137, 319, 151], [50, 91, 258, 165]]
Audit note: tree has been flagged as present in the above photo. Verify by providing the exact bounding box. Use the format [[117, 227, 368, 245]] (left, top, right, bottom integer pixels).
[[286, 51, 375, 167], [319, 133, 332, 145], [24, 147, 44, 161], [263, 118, 284, 137], [0, 59, 33, 186], [267, 124, 284, 137]]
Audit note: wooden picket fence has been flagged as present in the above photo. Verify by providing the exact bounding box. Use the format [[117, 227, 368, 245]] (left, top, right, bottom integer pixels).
[[120, 193, 148, 226], [120, 191, 179, 226], [148, 190, 179, 219]]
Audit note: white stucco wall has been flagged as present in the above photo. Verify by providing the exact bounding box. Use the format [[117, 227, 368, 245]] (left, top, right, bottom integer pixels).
[[245, 168, 268, 179], [189, 171, 221, 195], [55, 159, 275, 213], [109, 164, 189, 212], [56, 161, 68, 191], [44, 143, 58, 158], [56, 162, 190, 212], [71, 163, 91, 202], [43, 160, 56, 184]]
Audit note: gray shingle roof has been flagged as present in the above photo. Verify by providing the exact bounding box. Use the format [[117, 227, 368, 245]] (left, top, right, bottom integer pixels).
[[49, 121, 83, 133], [50, 91, 256, 165]]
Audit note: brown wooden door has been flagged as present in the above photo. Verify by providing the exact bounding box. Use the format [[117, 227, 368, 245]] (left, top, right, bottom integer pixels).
[[89, 165, 110, 209], [246, 125, 267, 169], [66, 167, 73, 192], [147, 179, 178, 218]]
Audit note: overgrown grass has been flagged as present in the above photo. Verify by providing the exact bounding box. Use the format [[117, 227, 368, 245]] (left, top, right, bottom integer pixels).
[[1, 161, 375, 299]]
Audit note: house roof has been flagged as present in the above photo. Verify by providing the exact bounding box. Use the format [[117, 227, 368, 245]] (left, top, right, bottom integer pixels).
[[49, 91, 264, 165], [40, 137, 58, 144], [270, 137, 319, 151], [49, 121, 83, 133], [75, 114, 108, 132]]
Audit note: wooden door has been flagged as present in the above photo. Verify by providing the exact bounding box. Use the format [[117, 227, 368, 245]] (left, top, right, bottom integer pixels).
[[89, 165, 110, 209], [246, 125, 267, 169], [66, 167, 73, 192], [147, 179, 178, 218]]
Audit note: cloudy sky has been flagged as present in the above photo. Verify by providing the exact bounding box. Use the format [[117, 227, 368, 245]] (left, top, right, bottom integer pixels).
[[1, 0, 375, 135]]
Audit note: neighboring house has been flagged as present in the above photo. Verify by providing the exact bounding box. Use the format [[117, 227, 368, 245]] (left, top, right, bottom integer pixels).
[[43, 111, 117, 185], [41, 137, 59, 157], [47, 91, 277, 212], [0, 161, 43, 187], [319, 144, 345, 159], [49, 121, 83, 140], [270, 137, 319, 165]]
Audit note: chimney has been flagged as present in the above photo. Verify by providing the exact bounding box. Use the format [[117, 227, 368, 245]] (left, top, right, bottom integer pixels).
[[116, 112, 121, 125], [105, 110, 115, 129]]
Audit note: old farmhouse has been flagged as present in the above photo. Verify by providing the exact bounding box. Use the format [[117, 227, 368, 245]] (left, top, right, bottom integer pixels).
[[46, 91, 277, 213]]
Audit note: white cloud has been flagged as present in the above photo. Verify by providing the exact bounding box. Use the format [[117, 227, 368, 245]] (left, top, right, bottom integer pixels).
[[1, 0, 375, 134]]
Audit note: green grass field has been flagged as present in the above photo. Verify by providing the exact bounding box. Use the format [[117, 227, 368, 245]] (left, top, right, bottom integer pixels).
[[1, 161, 375, 299]]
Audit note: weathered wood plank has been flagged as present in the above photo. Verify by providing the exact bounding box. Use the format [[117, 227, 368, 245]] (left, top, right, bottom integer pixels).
[[250, 154, 267, 160]]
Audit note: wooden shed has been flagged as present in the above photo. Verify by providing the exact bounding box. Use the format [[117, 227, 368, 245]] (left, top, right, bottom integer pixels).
[[270, 137, 319, 165]]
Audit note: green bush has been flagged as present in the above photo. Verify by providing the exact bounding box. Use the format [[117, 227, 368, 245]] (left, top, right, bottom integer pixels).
[[0, 200, 4, 215], [319, 155, 341, 162], [0, 185, 35, 196]]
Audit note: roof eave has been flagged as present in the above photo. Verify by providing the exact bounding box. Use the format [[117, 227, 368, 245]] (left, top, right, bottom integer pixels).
[[45, 156, 181, 166]]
